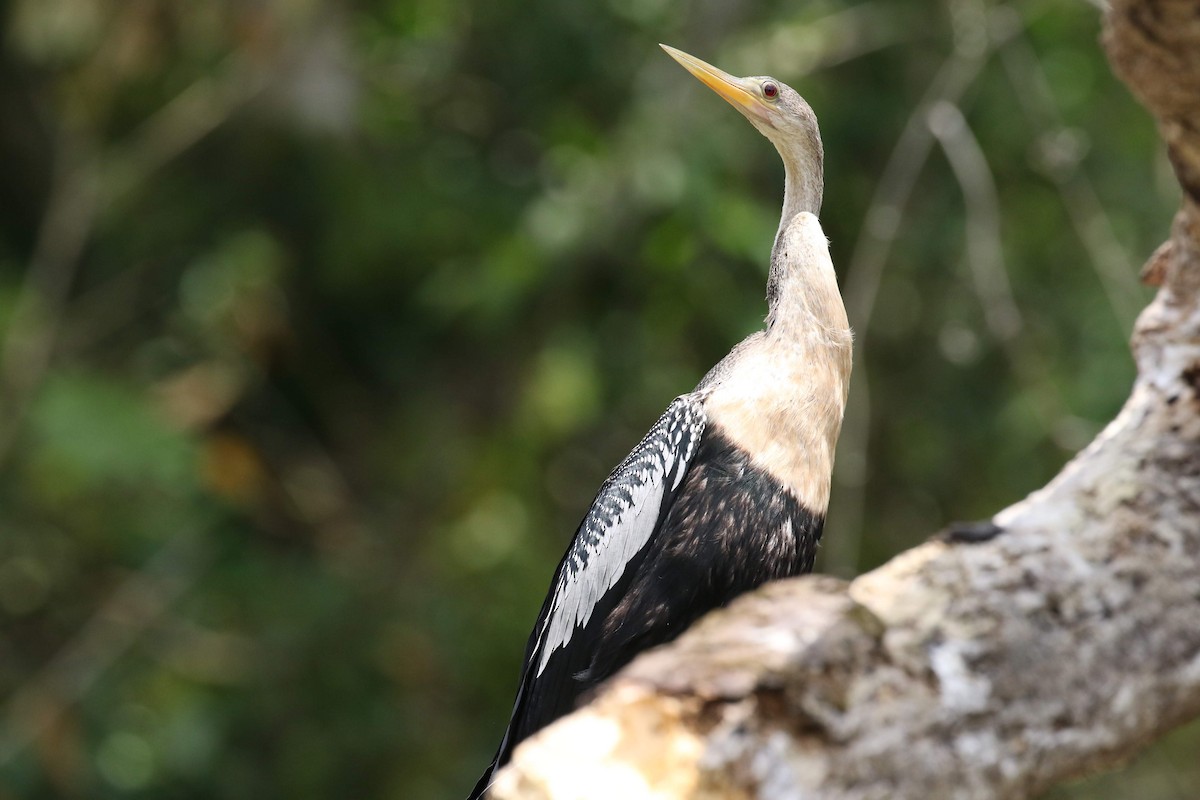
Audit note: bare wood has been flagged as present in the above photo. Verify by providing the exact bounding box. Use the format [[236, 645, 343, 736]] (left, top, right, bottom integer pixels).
[[487, 2, 1200, 798]]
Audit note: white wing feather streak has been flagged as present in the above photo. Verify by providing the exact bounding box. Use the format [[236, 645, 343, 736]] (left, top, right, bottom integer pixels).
[[534, 395, 704, 676]]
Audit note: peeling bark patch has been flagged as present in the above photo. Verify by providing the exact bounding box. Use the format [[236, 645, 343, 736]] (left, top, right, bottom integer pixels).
[[1168, 144, 1200, 205], [1141, 241, 1173, 286], [939, 520, 1005, 544], [1182, 361, 1200, 394], [1126, 1, 1167, 49], [756, 688, 829, 739], [930, 642, 992, 712]]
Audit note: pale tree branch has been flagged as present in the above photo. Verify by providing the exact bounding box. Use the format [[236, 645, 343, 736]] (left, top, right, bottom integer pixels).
[[489, 1, 1200, 797]]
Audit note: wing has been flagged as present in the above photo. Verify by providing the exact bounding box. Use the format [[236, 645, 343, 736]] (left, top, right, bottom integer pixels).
[[471, 395, 705, 796], [533, 394, 705, 676]]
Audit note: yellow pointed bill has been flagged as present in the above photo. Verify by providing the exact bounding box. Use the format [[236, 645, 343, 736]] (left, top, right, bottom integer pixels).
[[660, 44, 772, 126]]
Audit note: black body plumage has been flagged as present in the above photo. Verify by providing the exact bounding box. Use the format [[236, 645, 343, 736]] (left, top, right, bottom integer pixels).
[[468, 404, 824, 799]]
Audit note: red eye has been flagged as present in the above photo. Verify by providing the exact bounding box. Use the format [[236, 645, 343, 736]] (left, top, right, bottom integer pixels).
[[762, 82, 779, 99]]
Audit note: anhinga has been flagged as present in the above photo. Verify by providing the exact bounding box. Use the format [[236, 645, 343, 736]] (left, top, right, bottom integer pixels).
[[469, 45, 851, 798]]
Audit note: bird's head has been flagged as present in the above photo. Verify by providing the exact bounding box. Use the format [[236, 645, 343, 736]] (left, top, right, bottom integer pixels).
[[661, 44, 823, 216]]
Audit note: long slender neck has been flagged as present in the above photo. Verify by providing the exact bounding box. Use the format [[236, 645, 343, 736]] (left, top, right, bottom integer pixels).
[[767, 143, 825, 326], [779, 147, 823, 226]]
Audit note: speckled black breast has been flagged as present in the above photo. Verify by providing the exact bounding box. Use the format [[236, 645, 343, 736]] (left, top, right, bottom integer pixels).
[[587, 423, 824, 678]]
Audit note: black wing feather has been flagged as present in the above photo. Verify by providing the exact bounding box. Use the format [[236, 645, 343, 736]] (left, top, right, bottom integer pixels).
[[469, 395, 705, 798]]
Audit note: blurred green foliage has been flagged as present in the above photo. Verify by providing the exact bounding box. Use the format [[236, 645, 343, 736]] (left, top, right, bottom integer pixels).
[[0, 0, 1196, 798]]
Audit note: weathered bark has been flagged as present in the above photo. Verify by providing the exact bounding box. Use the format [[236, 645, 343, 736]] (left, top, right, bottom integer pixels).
[[490, 2, 1200, 798]]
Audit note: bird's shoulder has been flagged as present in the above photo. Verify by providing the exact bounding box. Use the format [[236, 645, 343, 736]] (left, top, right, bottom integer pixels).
[[695, 331, 768, 392]]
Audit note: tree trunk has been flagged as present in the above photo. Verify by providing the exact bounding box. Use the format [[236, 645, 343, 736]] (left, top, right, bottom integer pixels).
[[490, 1, 1200, 797]]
